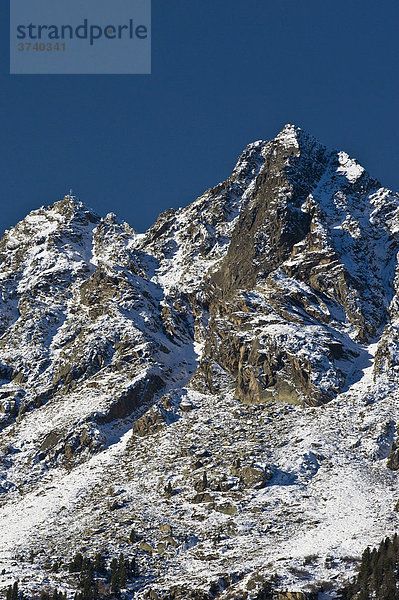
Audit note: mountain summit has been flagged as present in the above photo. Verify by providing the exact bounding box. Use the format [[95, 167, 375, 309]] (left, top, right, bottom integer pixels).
[[1, 127, 399, 599]]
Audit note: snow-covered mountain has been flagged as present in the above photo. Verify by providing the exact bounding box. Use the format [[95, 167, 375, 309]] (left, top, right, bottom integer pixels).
[[1, 125, 399, 599]]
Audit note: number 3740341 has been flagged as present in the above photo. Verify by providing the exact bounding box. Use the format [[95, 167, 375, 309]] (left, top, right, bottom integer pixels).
[[18, 42, 66, 51]]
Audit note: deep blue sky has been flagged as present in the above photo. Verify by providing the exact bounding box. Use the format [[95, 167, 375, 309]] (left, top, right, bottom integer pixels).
[[1, 0, 399, 234]]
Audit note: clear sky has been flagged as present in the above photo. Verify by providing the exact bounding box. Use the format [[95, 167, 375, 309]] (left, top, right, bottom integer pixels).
[[1, 0, 399, 234]]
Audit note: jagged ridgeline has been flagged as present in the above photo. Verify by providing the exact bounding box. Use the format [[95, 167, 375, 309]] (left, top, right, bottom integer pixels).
[[1, 125, 399, 598]]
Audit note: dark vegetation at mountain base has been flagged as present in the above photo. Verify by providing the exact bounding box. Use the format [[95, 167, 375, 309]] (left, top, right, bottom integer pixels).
[[68, 551, 138, 598], [3, 569, 279, 600], [6, 534, 399, 600], [5, 584, 68, 600], [342, 534, 399, 600], [4, 551, 139, 600]]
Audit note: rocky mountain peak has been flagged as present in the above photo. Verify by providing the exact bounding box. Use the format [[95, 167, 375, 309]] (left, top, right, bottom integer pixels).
[[1, 128, 399, 599], [274, 122, 302, 150]]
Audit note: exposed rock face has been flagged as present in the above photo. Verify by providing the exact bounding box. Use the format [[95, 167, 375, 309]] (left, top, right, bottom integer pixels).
[[183, 126, 399, 404], [131, 404, 168, 437], [238, 465, 271, 489], [275, 594, 316, 600], [387, 441, 399, 470]]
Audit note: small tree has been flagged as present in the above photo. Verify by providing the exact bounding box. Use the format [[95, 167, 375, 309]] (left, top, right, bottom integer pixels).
[[111, 571, 120, 595], [69, 552, 84, 573], [11, 582, 19, 600], [94, 551, 106, 576], [130, 556, 138, 578], [118, 553, 127, 589], [110, 557, 119, 594]]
